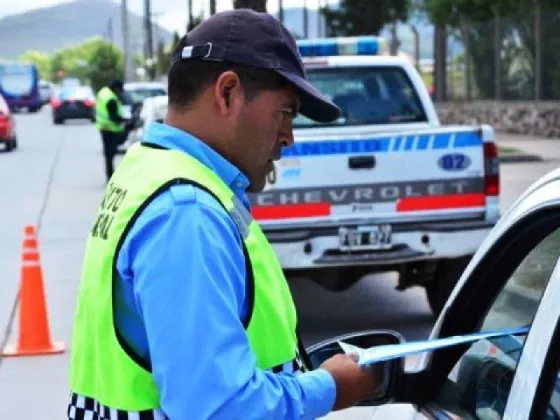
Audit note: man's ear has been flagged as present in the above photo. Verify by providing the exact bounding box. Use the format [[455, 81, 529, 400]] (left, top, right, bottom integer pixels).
[[214, 71, 244, 116]]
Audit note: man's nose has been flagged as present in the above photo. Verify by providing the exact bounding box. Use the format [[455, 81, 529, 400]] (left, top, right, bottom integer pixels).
[[280, 122, 295, 147]]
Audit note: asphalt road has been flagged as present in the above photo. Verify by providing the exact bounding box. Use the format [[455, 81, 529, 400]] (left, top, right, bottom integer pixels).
[[0, 107, 558, 419]]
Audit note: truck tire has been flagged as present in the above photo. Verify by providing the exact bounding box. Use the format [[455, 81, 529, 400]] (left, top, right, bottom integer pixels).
[[425, 255, 473, 317]]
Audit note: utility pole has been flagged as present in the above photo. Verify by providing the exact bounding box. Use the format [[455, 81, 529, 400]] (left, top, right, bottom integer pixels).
[[152, 12, 164, 47], [210, 0, 216, 16], [144, 0, 154, 80], [188, 0, 193, 31], [303, 0, 308, 39], [278, 0, 284, 24], [317, 0, 321, 37], [107, 17, 113, 43], [121, 0, 132, 81]]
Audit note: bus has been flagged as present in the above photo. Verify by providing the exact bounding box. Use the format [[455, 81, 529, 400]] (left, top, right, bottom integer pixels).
[[0, 63, 42, 112]]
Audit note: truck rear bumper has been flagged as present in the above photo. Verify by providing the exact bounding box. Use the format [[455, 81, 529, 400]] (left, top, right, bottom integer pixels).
[[263, 220, 496, 269]]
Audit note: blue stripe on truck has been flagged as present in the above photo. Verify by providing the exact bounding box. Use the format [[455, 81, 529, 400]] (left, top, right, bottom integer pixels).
[[282, 131, 482, 157]]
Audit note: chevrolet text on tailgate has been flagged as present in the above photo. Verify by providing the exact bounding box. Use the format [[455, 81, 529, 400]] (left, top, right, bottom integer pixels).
[[248, 36, 500, 316]]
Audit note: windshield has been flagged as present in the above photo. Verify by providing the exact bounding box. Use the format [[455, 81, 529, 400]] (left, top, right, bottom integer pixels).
[[0, 65, 34, 96], [126, 88, 166, 104], [294, 66, 427, 128], [58, 87, 93, 100]]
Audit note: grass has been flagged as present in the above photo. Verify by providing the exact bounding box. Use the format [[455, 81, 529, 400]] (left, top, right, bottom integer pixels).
[[498, 145, 523, 154]]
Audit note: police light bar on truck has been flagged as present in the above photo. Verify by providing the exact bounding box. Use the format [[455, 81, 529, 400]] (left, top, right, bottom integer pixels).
[[296, 36, 387, 58]]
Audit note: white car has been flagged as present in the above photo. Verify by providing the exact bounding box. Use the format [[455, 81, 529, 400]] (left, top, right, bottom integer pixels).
[[122, 94, 168, 150], [38, 80, 54, 105], [306, 165, 560, 419]]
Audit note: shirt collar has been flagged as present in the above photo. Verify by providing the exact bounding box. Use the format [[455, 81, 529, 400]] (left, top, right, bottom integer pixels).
[[143, 122, 251, 199]]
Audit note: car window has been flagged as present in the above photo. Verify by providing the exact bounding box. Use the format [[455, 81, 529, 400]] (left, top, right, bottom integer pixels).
[[126, 88, 166, 104], [430, 227, 560, 419], [58, 87, 93, 100], [292, 66, 427, 128]]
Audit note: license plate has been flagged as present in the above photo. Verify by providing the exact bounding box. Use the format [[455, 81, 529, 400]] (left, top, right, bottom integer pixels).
[[338, 225, 392, 251]]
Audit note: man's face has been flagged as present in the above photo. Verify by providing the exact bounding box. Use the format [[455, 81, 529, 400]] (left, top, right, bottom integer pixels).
[[233, 87, 299, 193]]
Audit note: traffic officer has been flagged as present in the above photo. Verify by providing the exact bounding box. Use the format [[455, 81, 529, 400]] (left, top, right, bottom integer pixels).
[[94, 79, 129, 181], [68, 9, 380, 420]]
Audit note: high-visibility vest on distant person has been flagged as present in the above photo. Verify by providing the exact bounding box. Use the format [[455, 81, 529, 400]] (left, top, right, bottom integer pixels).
[[67, 141, 307, 418], [95, 86, 124, 133]]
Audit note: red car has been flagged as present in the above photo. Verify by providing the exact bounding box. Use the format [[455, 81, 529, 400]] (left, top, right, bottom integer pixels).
[[0, 94, 17, 152]]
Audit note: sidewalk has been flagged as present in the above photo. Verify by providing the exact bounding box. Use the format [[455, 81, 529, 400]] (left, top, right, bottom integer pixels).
[[495, 132, 560, 163]]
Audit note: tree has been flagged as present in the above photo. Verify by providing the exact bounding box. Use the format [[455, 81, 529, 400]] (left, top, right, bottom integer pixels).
[[322, 0, 408, 37], [233, 0, 267, 13], [85, 39, 124, 92], [19, 51, 52, 80], [156, 41, 170, 76], [422, 0, 560, 100], [187, 14, 204, 32]]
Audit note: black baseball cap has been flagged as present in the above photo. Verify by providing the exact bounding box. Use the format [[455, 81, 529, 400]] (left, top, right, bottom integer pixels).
[[171, 9, 341, 123], [110, 79, 124, 91]]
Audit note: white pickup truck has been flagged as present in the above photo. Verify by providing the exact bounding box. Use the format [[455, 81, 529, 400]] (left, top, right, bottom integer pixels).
[[248, 36, 500, 316]]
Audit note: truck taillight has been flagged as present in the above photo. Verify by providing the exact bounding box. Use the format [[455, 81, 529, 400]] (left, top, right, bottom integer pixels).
[[83, 99, 94, 107], [484, 141, 500, 196]]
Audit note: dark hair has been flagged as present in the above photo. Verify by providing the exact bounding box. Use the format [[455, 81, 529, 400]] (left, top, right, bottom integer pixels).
[[168, 38, 290, 110]]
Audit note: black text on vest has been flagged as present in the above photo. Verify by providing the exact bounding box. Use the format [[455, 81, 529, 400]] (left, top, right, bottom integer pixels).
[[92, 183, 128, 240]]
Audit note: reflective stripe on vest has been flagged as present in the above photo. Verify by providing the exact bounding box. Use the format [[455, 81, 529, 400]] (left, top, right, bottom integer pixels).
[[69, 142, 306, 415], [95, 86, 123, 132]]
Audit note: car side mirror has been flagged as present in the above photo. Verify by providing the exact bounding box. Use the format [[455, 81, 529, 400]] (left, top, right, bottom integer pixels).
[[305, 329, 406, 406]]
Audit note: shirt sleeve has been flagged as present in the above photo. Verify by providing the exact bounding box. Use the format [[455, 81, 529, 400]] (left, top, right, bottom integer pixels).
[[106, 98, 125, 123], [123, 185, 337, 419]]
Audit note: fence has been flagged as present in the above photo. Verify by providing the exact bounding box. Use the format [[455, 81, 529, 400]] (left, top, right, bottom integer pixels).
[[442, 6, 560, 102]]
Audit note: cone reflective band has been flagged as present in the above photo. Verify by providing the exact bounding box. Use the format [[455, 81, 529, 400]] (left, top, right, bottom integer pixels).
[[2, 225, 65, 357], [297, 36, 386, 58]]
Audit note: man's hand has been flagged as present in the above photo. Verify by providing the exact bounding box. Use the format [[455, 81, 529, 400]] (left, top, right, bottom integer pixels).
[[320, 353, 383, 411]]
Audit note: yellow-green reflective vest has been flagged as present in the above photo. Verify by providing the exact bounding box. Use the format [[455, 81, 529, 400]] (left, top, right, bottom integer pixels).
[[68, 142, 306, 418], [95, 86, 124, 133]]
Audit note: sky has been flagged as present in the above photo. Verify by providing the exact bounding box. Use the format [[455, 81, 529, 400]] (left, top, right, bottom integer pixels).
[[0, 0, 338, 34]]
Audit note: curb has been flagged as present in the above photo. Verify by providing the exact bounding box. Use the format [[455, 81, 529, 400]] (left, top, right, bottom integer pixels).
[[499, 153, 543, 164]]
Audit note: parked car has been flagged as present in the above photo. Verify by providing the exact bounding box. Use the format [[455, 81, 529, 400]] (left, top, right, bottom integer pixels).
[[0, 94, 17, 152], [117, 82, 167, 153], [51, 86, 95, 125], [305, 166, 560, 419], [124, 81, 166, 107], [38, 80, 54, 105], [120, 94, 167, 151]]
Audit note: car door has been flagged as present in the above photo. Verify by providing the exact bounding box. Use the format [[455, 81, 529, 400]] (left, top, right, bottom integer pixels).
[[503, 248, 560, 419], [401, 178, 560, 419]]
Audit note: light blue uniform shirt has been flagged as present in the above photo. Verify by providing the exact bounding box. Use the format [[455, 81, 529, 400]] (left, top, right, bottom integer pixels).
[[114, 122, 337, 419]]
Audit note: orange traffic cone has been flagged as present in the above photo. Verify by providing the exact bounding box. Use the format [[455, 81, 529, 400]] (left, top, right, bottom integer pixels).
[[2, 225, 65, 357]]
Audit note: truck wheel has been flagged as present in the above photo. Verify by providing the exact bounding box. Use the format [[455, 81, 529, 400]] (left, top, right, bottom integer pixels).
[[425, 256, 473, 316]]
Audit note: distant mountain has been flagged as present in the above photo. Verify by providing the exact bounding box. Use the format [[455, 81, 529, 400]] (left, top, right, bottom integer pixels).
[[0, 0, 173, 60]]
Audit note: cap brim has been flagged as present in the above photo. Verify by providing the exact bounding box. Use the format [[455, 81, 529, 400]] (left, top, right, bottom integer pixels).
[[277, 70, 341, 123]]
